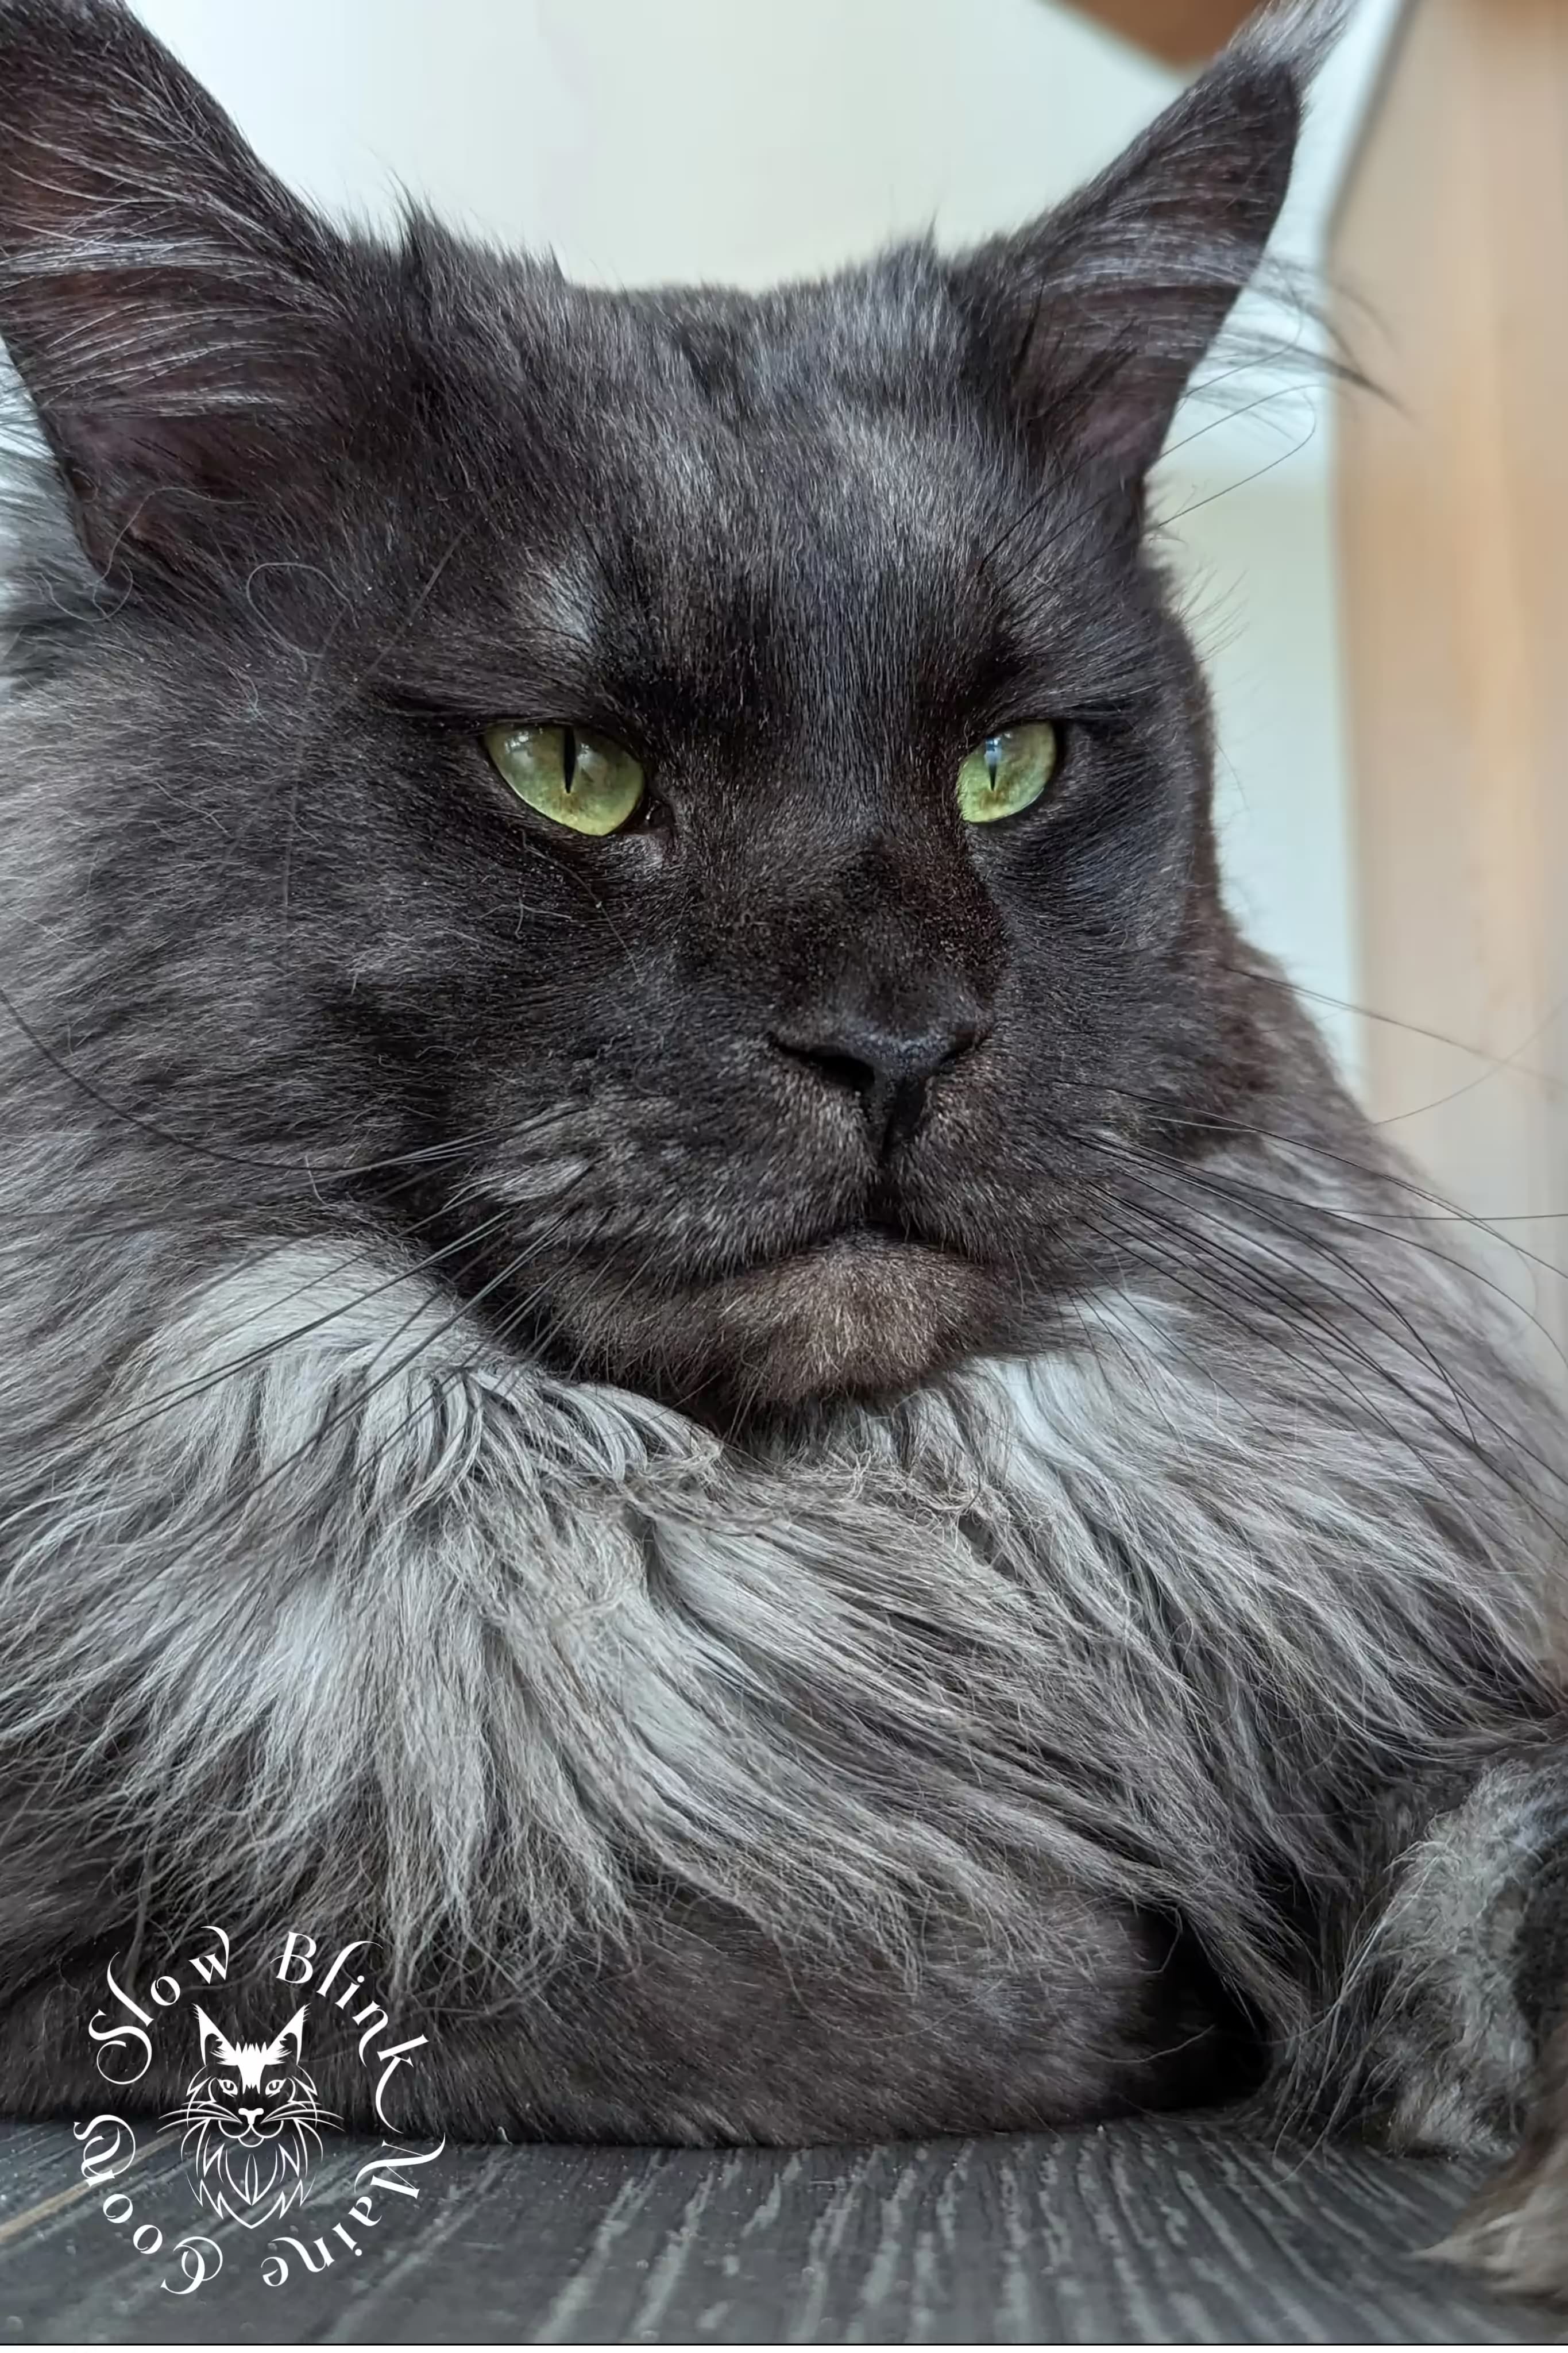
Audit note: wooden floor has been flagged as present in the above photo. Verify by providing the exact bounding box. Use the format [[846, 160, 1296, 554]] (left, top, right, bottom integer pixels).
[[0, 2112, 1555, 2344]]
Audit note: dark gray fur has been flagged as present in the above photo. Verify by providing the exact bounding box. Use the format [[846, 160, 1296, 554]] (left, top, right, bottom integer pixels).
[[0, 0, 1564, 2302]]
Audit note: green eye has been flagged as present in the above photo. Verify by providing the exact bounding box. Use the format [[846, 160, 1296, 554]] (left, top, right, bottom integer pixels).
[[957, 722, 1060, 824], [484, 724, 644, 836]]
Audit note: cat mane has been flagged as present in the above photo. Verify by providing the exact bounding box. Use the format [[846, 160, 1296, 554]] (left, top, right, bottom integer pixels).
[[0, 1121, 1557, 2140]]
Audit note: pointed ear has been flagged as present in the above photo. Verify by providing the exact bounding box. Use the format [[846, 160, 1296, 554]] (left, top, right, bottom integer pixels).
[[192, 2006, 237, 2066], [270, 2005, 308, 2063], [949, 1, 1343, 494], [0, 0, 350, 580]]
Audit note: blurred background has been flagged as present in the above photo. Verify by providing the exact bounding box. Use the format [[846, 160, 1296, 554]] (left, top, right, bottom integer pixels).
[[124, 0, 1568, 1359]]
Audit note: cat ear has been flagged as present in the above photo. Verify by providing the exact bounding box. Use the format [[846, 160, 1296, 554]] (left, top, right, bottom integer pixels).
[[0, 0, 352, 580], [192, 2006, 238, 2066], [949, 0, 1344, 495], [270, 2006, 308, 2064]]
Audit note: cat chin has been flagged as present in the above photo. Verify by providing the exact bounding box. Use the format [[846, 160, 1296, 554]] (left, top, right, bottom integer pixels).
[[554, 1233, 997, 1409]]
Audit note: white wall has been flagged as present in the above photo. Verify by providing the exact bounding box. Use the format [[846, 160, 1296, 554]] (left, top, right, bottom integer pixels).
[[1165, 477, 1353, 1048], [132, 0, 1401, 1078], [136, 0, 1177, 279]]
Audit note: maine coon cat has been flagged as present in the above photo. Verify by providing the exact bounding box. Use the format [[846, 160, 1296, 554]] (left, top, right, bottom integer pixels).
[[0, 0, 1564, 2301]]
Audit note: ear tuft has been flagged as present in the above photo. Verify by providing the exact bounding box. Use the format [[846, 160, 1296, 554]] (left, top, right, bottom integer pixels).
[[193, 2004, 235, 2064], [949, 0, 1346, 491], [272, 2005, 308, 2062], [1228, 0, 1355, 78], [0, 0, 348, 578]]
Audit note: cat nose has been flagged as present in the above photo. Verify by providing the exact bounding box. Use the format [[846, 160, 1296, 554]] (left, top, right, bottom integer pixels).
[[771, 1003, 989, 1155]]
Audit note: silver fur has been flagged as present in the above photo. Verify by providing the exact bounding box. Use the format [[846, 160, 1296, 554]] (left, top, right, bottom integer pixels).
[[0, 0, 1563, 2294], [0, 1122, 1559, 2135]]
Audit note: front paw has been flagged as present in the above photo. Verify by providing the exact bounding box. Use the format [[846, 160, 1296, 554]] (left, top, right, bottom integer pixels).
[[1436, 2020, 1568, 2303]]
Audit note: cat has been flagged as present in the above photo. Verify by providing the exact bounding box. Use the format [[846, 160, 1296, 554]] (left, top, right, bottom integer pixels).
[[172, 2005, 327, 2230], [0, 0, 1563, 2305]]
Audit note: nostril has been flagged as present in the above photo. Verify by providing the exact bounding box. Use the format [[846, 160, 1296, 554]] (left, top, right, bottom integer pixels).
[[771, 1017, 987, 1097], [769, 1010, 989, 1154], [774, 1042, 881, 1102], [937, 1020, 987, 1070]]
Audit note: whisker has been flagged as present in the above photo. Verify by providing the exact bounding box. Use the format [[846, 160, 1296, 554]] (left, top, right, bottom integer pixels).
[[0, 1204, 518, 1496], [1077, 1137, 1568, 1546]]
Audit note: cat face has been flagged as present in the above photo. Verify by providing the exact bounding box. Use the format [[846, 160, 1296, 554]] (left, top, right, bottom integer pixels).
[[0, 1, 1319, 1414], [186, 2005, 315, 2146]]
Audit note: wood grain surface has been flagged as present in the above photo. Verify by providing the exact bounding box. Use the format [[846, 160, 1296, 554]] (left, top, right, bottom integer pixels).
[[0, 2113, 1555, 2344]]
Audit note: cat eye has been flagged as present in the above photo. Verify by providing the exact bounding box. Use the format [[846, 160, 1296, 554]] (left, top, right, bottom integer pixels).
[[218, 2077, 237, 2094], [957, 723, 1060, 824], [265, 2077, 283, 2094], [484, 724, 645, 837]]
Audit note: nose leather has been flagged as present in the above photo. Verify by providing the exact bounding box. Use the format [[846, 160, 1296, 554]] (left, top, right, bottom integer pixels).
[[771, 1003, 988, 1155]]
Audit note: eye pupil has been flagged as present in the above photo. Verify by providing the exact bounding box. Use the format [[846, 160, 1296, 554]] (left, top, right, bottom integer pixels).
[[484, 724, 644, 838], [957, 721, 1059, 826]]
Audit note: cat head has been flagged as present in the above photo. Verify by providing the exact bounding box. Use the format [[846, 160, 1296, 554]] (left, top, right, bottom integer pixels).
[[0, 0, 1342, 1417], [187, 2004, 314, 2142]]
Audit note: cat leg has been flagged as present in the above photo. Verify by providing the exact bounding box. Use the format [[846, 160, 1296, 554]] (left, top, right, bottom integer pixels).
[[0, 1894, 1246, 2144], [1436, 2020, 1568, 2301], [1347, 1756, 1568, 2301], [1434, 1810, 1568, 2301]]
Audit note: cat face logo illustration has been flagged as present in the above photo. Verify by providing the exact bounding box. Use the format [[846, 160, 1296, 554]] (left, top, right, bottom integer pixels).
[[170, 2006, 335, 2229]]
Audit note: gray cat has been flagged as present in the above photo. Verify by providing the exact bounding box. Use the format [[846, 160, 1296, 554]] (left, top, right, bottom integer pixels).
[[0, 0, 1563, 2303]]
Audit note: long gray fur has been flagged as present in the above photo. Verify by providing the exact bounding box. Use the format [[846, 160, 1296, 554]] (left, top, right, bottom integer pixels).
[[0, 0, 1563, 2301]]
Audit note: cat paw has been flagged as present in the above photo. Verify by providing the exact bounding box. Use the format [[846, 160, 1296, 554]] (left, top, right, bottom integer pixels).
[[1433, 2021, 1568, 2304]]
